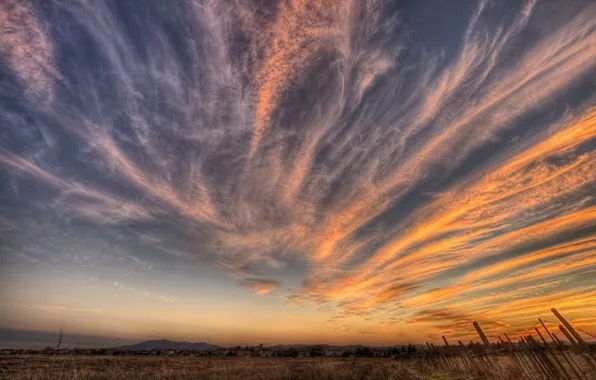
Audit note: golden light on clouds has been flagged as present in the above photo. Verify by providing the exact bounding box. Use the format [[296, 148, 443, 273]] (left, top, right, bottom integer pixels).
[[0, 0, 595, 345]]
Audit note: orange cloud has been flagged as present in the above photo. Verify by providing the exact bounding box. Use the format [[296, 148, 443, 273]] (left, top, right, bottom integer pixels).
[[2, 0, 595, 343], [0, 0, 61, 102], [240, 279, 282, 295]]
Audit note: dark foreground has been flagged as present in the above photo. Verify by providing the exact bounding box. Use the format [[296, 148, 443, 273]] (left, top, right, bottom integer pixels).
[[2, 354, 595, 379], [0, 355, 478, 380]]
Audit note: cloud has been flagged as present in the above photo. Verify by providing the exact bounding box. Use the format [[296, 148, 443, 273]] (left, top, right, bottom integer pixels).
[[112, 281, 174, 303], [240, 278, 281, 295], [31, 305, 102, 314], [1, 0, 595, 338], [0, 150, 152, 225], [0, 0, 61, 103]]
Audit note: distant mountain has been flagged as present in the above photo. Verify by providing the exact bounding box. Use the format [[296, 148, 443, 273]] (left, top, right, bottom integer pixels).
[[270, 344, 423, 350], [117, 339, 220, 351], [271, 344, 331, 349], [270, 344, 370, 350]]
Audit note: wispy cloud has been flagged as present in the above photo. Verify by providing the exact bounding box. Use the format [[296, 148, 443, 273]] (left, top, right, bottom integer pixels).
[[240, 279, 281, 295], [112, 281, 174, 303], [1, 0, 595, 340], [30, 305, 102, 314], [0, 0, 61, 103]]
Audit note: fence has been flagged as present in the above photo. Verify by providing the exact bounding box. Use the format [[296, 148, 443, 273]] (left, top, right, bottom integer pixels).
[[410, 308, 596, 379]]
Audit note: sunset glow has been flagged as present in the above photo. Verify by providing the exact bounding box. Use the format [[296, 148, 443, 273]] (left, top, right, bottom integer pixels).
[[1, 0, 595, 348]]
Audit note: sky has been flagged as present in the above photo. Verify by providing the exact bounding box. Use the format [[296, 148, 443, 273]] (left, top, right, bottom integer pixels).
[[0, 0, 595, 348]]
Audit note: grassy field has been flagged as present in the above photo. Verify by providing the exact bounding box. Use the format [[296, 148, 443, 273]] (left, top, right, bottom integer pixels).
[[2, 353, 593, 379], [0, 355, 475, 380]]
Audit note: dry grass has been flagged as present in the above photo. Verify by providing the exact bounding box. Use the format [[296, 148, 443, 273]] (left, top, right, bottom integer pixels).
[[0, 355, 467, 380], [3, 353, 592, 379]]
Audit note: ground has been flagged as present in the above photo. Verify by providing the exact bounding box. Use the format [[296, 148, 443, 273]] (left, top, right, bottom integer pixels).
[[0, 355, 468, 380]]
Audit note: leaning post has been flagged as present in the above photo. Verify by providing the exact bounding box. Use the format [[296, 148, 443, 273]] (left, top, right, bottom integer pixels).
[[552, 308, 596, 362]]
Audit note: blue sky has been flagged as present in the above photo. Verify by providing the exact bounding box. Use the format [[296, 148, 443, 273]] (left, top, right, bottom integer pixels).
[[1, 0, 595, 347]]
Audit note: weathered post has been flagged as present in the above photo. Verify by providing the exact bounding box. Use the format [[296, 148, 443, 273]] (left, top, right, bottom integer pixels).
[[552, 332, 588, 380], [470, 340, 492, 374], [535, 326, 571, 380], [473, 321, 490, 346], [456, 340, 476, 374], [559, 325, 581, 352], [499, 335, 534, 380], [540, 319, 586, 380], [552, 308, 596, 363], [473, 321, 502, 374], [527, 334, 559, 378], [441, 336, 452, 369], [458, 340, 479, 374], [425, 342, 441, 369], [559, 324, 596, 370], [439, 338, 455, 370], [524, 335, 558, 379], [505, 332, 535, 377]]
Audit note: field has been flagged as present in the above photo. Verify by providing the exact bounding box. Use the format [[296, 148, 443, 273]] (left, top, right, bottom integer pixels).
[[2, 308, 594, 379], [2, 351, 595, 379], [0, 355, 480, 380]]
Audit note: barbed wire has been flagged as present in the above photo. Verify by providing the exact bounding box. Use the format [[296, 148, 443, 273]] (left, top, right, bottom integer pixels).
[[576, 327, 596, 340], [520, 322, 540, 338], [512, 319, 595, 342]]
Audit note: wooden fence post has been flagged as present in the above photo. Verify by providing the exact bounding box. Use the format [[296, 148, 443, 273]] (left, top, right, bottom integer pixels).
[[499, 335, 534, 379], [552, 308, 596, 364], [540, 319, 586, 380], [505, 333, 537, 379], [458, 340, 480, 374], [522, 336, 554, 380], [559, 325, 596, 371], [473, 321, 490, 346], [552, 332, 588, 380], [535, 326, 571, 380]]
